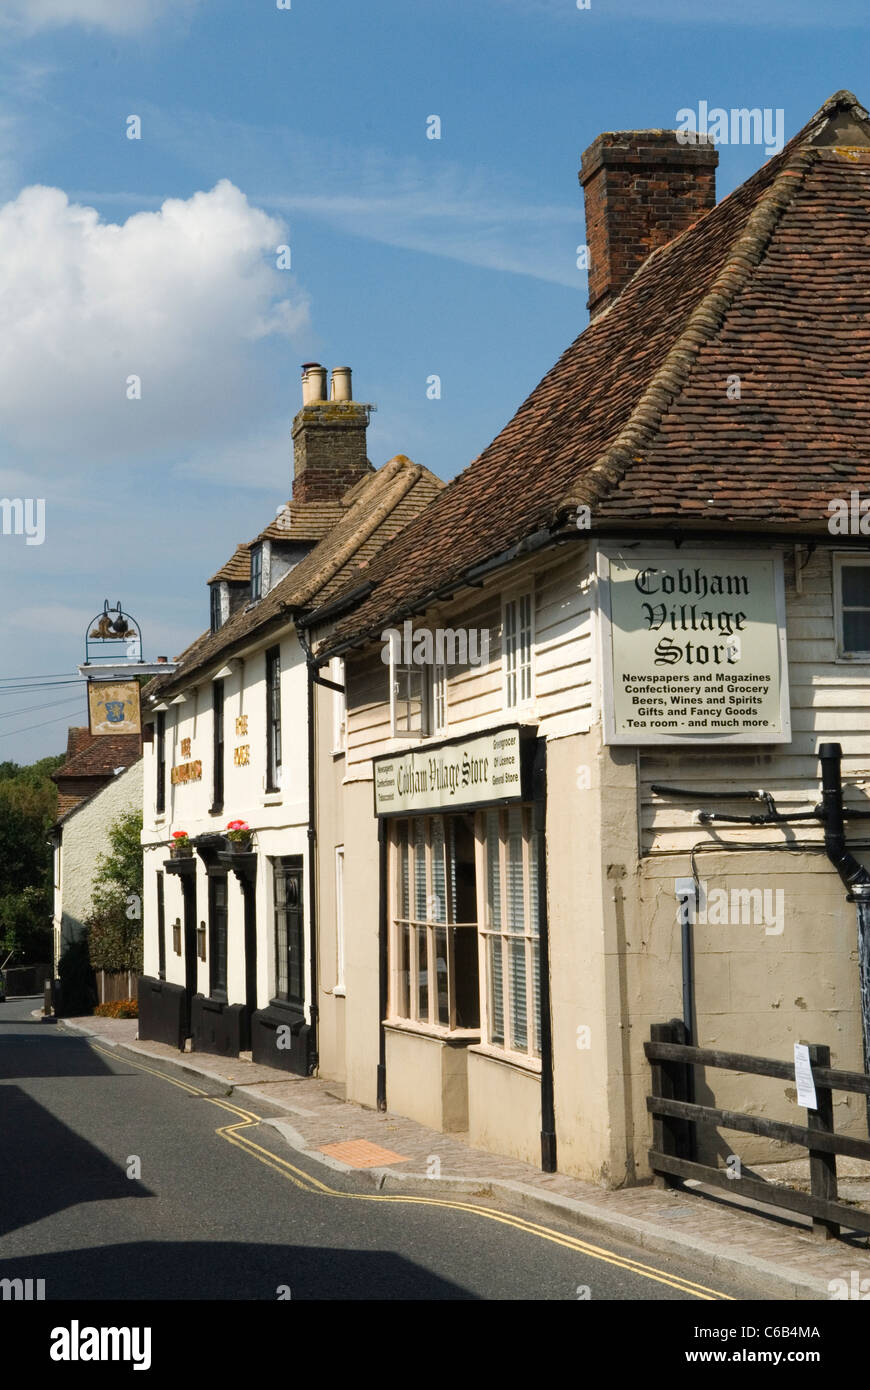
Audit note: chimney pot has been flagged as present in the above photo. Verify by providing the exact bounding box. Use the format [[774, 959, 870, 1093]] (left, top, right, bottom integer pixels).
[[330, 366, 353, 402], [579, 130, 718, 319], [301, 362, 327, 405]]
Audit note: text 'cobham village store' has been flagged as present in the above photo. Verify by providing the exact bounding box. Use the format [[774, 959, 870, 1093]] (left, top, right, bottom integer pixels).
[[370, 727, 552, 1158]]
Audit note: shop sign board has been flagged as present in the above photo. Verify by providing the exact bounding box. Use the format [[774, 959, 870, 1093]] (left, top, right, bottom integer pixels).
[[374, 726, 526, 816], [598, 549, 791, 745]]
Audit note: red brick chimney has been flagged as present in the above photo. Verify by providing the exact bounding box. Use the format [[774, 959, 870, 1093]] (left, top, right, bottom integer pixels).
[[291, 363, 374, 504], [579, 130, 718, 319]]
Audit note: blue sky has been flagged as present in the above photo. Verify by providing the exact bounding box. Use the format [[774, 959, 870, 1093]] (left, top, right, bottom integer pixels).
[[1, 0, 869, 761]]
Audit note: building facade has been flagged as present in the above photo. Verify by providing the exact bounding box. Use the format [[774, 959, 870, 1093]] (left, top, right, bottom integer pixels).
[[306, 91, 870, 1183], [137, 367, 443, 1067]]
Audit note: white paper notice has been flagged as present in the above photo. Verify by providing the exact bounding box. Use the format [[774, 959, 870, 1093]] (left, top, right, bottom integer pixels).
[[794, 1043, 818, 1110]]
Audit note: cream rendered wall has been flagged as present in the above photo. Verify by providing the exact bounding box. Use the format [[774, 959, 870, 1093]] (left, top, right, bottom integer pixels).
[[339, 545, 597, 1139], [58, 760, 144, 954], [342, 778, 381, 1108]]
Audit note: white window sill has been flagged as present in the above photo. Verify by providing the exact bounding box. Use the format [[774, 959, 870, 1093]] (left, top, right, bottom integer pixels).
[[384, 1018, 480, 1044], [262, 795, 283, 806], [468, 1042, 542, 1076], [329, 986, 346, 998]]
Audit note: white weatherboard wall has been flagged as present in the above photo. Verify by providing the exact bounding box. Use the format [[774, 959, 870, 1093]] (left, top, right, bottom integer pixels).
[[344, 544, 595, 780], [56, 760, 144, 957], [141, 631, 311, 1015]]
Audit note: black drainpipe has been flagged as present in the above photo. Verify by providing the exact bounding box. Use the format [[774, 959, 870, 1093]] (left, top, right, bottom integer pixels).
[[819, 742, 870, 892]]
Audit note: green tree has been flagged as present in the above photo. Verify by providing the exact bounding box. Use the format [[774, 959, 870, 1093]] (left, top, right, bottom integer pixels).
[[0, 754, 63, 964], [86, 809, 144, 973]]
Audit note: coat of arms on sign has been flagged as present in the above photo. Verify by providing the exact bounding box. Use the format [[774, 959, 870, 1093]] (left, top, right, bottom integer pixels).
[[88, 680, 142, 736]]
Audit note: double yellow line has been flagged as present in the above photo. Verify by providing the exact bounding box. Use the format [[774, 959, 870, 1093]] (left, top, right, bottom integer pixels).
[[86, 1037, 733, 1301]]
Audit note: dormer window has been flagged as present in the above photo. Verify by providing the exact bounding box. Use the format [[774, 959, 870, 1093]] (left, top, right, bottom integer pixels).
[[210, 584, 222, 634], [250, 545, 263, 601]]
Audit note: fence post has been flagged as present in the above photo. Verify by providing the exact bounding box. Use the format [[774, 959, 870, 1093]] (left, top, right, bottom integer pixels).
[[807, 1042, 839, 1241], [650, 1020, 689, 1187]]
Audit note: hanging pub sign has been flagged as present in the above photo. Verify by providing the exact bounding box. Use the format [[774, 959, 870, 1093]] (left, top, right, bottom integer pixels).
[[598, 549, 790, 745], [374, 726, 528, 816], [87, 680, 142, 736]]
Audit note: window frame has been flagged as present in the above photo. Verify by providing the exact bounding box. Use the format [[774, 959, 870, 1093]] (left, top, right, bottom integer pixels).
[[265, 645, 282, 792], [156, 870, 166, 980], [331, 657, 347, 755], [833, 553, 870, 660], [155, 711, 166, 816], [389, 643, 434, 739], [388, 815, 480, 1036], [474, 804, 542, 1067], [502, 589, 534, 710], [208, 871, 229, 1002], [210, 584, 222, 634], [334, 846, 345, 995], [273, 855, 304, 1006], [250, 544, 263, 602], [211, 678, 225, 813]]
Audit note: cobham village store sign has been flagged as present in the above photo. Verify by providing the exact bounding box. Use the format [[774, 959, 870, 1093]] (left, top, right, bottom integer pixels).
[[598, 550, 791, 745], [374, 727, 528, 815]]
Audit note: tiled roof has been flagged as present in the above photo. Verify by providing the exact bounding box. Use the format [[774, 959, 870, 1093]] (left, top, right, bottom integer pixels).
[[320, 91, 870, 652], [147, 455, 444, 699], [256, 500, 346, 543], [209, 545, 250, 584], [52, 732, 142, 782]]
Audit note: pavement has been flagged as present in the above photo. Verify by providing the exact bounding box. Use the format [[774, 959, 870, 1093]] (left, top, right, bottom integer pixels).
[[52, 1008, 870, 1301]]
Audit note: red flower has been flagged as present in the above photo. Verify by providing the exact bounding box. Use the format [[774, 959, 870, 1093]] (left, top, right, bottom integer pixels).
[[172, 831, 189, 840]]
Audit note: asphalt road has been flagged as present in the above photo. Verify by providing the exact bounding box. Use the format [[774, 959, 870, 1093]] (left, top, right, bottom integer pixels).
[[0, 996, 754, 1301]]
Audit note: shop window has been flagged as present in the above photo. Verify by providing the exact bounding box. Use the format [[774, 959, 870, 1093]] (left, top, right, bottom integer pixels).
[[480, 805, 541, 1061], [390, 814, 479, 1031], [274, 857, 304, 1005], [503, 593, 533, 707], [834, 555, 870, 657]]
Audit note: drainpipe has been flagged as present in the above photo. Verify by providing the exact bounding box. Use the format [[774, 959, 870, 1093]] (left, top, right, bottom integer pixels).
[[819, 743, 870, 892], [819, 743, 870, 1130]]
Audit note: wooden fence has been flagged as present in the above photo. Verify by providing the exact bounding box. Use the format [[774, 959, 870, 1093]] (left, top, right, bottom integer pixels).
[[97, 970, 136, 1004], [645, 1019, 870, 1240]]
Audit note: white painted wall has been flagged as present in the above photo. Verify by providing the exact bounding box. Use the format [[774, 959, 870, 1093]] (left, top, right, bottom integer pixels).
[[54, 760, 144, 961]]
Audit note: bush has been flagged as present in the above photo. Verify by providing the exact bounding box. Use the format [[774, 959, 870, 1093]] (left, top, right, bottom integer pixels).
[[57, 939, 97, 1016], [94, 998, 138, 1019]]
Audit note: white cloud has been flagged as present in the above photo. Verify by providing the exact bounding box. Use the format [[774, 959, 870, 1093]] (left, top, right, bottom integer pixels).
[[0, 179, 309, 457], [0, 0, 199, 36]]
